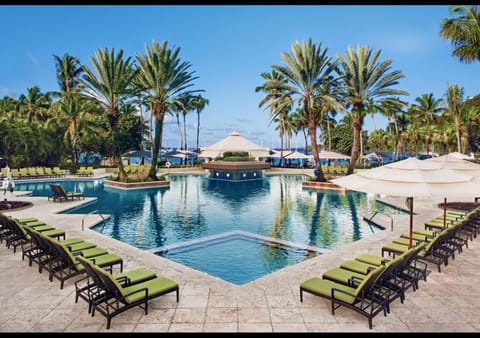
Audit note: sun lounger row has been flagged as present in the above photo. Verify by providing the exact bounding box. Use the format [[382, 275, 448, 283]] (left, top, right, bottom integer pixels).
[[0, 213, 180, 330], [299, 204, 480, 329], [76, 166, 94, 176], [2, 166, 66, 180]]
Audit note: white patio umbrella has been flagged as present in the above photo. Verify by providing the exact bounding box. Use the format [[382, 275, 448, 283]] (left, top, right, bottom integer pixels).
[[426, 155, 480, 222], [284, 150, 311, 160], [318, 150, 351, 160], [331, 157, 480, 248]]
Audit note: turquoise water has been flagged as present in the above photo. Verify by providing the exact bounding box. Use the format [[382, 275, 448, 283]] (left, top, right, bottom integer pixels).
[[15, 175, 406, 285]]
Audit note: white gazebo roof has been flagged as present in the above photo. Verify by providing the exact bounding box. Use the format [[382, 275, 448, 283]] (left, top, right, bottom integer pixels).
[[199, 131, 271, 158]]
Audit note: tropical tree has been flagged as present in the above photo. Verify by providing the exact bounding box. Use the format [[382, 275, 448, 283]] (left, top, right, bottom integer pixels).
[[135, 40, 199, 180], [440, 5, 480, 64], [191, 94, 209, 152], [52, 53, 86, 172], [378, 98, 407, 160], [80, 48, 137, 182], [257, 39, 339, 182], [53, 53, 83, 92], [336, 45, 408, 174], [410, 93, 443, 155], [443, 83, 469, 153], [18, 86, 52, 122]]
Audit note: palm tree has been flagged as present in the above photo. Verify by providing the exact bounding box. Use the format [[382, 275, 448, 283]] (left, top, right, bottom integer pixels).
[[53, 53, 83, 92], [440, 5, 480, 64], [258, 39, 339, 182], [443, 83, 468, 153], [80, 47, 136, 182], [191, 94, 209, 152], [135, 40, 199, 180], [256, 69, 293, 162], [336, 45, 408, 174], [18, 86, 52, 122], [378, 98, 407, 160], [173, 92, 195, 151], [410, 93, 443, 155], [53, 53, 85, 172]]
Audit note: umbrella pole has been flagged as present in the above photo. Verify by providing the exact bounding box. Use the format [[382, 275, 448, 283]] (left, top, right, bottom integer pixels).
[[406, 197, 413, 249], [443, 197, 447, 229]]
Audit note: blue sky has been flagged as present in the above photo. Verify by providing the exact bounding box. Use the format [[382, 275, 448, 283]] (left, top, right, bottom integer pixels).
[[1, 5, 478, 149]]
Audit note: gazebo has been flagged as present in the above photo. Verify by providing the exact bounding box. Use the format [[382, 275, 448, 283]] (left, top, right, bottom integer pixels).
[[199, 131, 271, 181]]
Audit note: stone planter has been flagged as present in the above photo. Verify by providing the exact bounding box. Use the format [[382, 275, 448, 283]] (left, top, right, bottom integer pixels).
[[103, 180, 170, 190], [302, 181, 346, 192]]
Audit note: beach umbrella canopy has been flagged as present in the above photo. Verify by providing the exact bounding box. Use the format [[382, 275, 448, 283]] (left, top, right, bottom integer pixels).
[[331, 157, 480, 248], [318, 150, 350, 160], [284, 150, 311, 160]]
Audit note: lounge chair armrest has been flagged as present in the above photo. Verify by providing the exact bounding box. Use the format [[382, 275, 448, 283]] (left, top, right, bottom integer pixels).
[[349, 275, 364, 287], [115, 276, 131, 286]]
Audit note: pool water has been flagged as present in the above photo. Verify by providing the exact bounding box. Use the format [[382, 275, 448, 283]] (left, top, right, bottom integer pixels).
[[16, 175, 406, 285]]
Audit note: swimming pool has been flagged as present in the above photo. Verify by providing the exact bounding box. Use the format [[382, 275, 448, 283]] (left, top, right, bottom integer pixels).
[[16, 175, 406, 285]]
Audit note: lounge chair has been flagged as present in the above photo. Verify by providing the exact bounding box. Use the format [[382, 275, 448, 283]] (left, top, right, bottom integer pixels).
[[381, 229, 452, 272], [40, 233, 123, 289], [355, 243, 428, 291], [84, 256, 179, 329], [300, 265, 387, 330], [22, 226, 86, 273], [0, 214, 65, 253], [75, 255, 158, 314], [48, 183, 85, 202]]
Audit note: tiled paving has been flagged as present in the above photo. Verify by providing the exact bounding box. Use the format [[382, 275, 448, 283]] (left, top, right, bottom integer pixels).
[[1, 172, 479, 332]]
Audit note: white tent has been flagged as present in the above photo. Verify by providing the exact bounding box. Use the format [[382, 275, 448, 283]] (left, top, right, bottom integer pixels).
[[199, 131, 271, 159]]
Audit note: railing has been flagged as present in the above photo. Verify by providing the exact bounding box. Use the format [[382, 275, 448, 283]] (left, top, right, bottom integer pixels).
[[364, 210, 394, 231], [82, 210, 107, 231]]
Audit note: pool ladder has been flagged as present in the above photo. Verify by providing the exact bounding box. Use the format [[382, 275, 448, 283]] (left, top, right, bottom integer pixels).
[[363, 210, 394, 232], [81, 210, 107, 231]]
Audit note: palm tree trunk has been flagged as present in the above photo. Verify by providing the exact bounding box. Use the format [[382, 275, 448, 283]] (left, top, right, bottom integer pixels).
[[196, 110, 200, 152], [149, 115, 164, 180], [348, 116, 361, 175], [176, 112, 182, 149], [308, 110, 326, 182], [183, 113, 188, 151], [455, 117, 463, 153]]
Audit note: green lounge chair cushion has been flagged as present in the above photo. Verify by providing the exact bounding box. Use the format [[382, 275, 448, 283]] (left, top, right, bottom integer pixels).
[[24, 221, 47, 228], [74, 247, 109, 258], [392, 237, 424, 246], [382, 242, 410, 255], [58, 237, 86, 246], [355, 254, 391, 266], [64, 241, 97, 252], [339, 260, 376, 274], [322, 267, 367, 287], [18, 217, 39, 223], [114, 268, 157, 286], [30, 225, 56, 232], [300, 278, 359, 304], [41, 229, 66, 238], [75, 253, 123, 271], [121, 277, 179, 304]]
